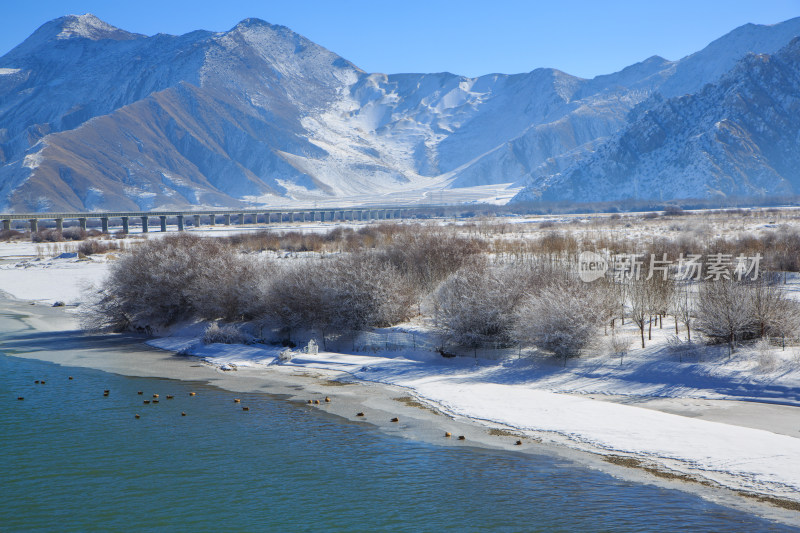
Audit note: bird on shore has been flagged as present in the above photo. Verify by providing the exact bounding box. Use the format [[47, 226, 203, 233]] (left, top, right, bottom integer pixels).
[[515, 440, 523, 446], [325, 397, 331, 403], [391, 417, 399, 423], [444, 432, 451, 438], [356, 412, 365, 417], [458, 436, 465, 441]]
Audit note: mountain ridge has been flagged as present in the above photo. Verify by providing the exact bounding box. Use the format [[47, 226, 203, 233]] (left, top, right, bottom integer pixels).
[[2, 14, 800, 211]]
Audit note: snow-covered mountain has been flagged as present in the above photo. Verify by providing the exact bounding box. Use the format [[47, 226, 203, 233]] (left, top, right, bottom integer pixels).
[[515, 37, 800, 203], [2, 14, 800, 211]]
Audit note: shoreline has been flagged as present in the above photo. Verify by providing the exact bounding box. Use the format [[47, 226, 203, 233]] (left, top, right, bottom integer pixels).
[[1, 294, 799, 526]]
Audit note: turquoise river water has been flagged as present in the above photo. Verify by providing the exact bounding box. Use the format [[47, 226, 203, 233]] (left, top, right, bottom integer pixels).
[[2, 352, 798, 532]]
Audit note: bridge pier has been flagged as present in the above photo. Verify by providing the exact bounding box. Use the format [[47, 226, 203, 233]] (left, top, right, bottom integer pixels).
[[121, 217, 129, 234], [209, 214, 216, 226], [78, 217, 87, 231], [55, 219, 63, 233], [264, 213, 270, 224], [177, 215, 184, 231], [160, 216, 167, 232], [224, 214, 231, 225], [101, 217, 109, 233], [3, 219, 10, 231], [141, 216, 149, 233], [29, 219, 38, 234], [239, 213, 245, 225]]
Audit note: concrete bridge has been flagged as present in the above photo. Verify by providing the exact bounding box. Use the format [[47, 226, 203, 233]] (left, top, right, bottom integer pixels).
[[0, 206, 419, 236]]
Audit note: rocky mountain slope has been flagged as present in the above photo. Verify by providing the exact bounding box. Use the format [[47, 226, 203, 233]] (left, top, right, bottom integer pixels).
[[516, 38, 800, 203], [2, 14, 800, 211]]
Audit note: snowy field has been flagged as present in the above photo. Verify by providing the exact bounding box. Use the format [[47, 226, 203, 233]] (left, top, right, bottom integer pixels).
[[3, 209, 800, 504]]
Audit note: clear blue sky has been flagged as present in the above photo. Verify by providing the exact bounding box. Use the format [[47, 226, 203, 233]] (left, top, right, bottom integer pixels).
[[2, 0, 800, 78]]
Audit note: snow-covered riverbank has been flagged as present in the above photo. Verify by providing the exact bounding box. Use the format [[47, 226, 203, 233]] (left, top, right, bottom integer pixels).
[[2, 229, 800, 515], [145, 332, 800, 503]]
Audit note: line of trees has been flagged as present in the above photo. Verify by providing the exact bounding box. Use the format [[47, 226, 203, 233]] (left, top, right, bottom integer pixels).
[[85, 226, 800, 361]]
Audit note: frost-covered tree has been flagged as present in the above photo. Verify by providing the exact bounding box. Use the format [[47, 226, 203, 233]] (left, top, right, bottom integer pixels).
[[270, 252, 414, 337], [432, 260, 526, 347], [189, 253, 275, 322], [695, 280, 757, 353], [379, 229, 484, 294], [514, 277, 606, 364], [84, 234, 225, 330], [627, 279, 650, 349], [672, 283, 694, 342]]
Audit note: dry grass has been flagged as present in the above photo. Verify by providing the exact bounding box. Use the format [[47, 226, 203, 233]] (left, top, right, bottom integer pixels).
[[392, 396, 442, 415], [603, 455, 800, 511], [487, 428, 522, 438]]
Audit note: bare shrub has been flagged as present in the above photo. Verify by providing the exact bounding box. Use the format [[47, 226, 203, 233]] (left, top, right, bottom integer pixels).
[[190, 253, 275, 322], [62, 227, 87, 241], [695, 280, 757, 352], [31, 229, 64, 243], [270, 252, 414, 336], [755, 338, 778, 373], [432, 260, 524, 347], [77, 240, 109, 256], [666, 334, 699, 362], [663, 205, 685, 216], [749, 276, 800, 340], [0, 229, 23, 241], [514, 276, 606, 363], [86, 234, 230, 330], [379, 229, 485, 293], [695, 277, 800, 353], [203, 323, 254, 345], [608, 332, 633, 365]]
